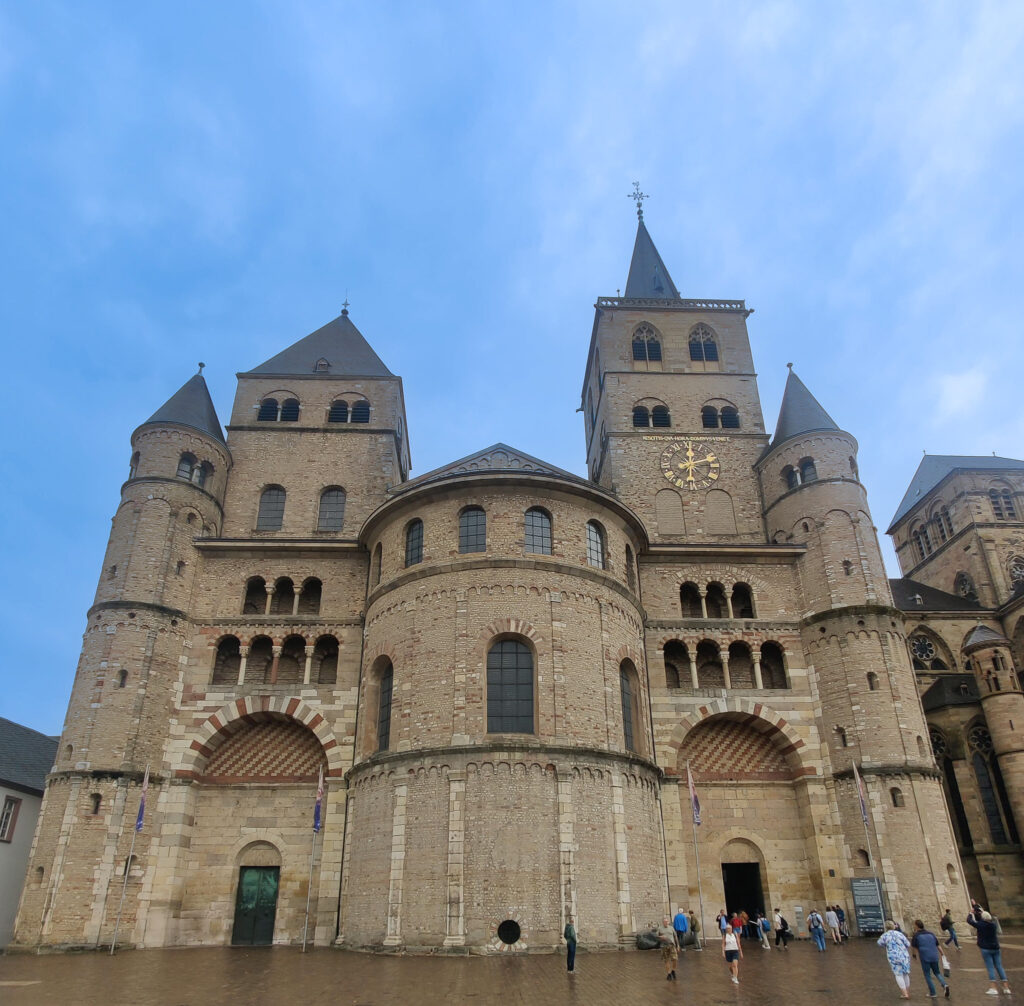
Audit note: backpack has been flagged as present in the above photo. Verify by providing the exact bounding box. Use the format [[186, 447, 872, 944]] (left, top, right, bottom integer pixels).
[[761, 918, 771, 933], [810, 913, 823, 929], [940, 917, 950, 931], [780, 916, 790, 932]]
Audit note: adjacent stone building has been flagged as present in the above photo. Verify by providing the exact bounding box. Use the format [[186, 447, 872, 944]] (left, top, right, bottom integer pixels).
[[14, 208, 1009, 952]]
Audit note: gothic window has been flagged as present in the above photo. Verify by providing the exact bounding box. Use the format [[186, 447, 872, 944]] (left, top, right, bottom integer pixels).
[[176, 452, 197, 480], [585, 521, 606, 569], [487, 639, 534, 734], [701, 406, 719, 429], [969, 723, 1019, 845], [1010, 556, 1024, 589], [651, 405, 671, 428], [620, 661, 640, 753], [299, 577, 322, 615], [243, 576, 267, 614], [799, 458, 818, 483], [459, 507, 486, 553], [405, 519, 424, 566], [377, 662, 393, 751], [524, 507, 552, 555], [720, 406, 740, 429], [279, 398, 300, 422], [257, 397, 279, 421], [351, 400, 370, 423], [328, 400, 349, 423], [688, 324, 719, 362], [632, 405, 650, 427], [632, 323, 662, 362], [931, 727, 972, 849], [911, 635, 936, 663], [256, 486, 286, 530], [991, 489, 1018, 521], [317, 487, 346, 531]]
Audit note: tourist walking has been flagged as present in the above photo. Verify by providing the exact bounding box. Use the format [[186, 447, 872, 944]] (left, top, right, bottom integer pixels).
[[563, 914, 577, 973], [689, 909, 702, 950], [911, 919, 950, 999], [717, 909, 728, 937], [940, 908, 960, 951], [757, 911, 772, 949], [773, 907, 790, 949], [836, 904, 849, 940], [826, 906, 841, 944], [807, 908, 827, 951], [723, 921, 743, 985], [967, 905, 1012, 995], [878, 920, 913, 999], [673, 907, 689, 951], [656, 916, 680, 981]]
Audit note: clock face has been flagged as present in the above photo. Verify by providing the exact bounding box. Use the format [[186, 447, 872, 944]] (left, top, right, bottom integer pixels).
[[661, 440, 721, 491]]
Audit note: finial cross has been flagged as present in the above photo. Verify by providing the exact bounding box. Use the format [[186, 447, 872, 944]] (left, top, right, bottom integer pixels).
[[341, 297, 350, 316], [628, 181, 648, 219]]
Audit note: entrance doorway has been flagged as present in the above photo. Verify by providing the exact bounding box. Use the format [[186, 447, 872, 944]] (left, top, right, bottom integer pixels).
[[231, 866, 280, 945], [721, 861, 764, 920]]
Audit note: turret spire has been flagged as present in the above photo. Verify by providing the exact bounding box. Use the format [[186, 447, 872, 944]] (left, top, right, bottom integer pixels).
[[769, 366, 839, 448], [141, 371, 225, 444]]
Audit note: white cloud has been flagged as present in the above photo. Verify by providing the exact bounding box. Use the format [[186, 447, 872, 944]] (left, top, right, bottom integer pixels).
[[932, 366, 989, 423]]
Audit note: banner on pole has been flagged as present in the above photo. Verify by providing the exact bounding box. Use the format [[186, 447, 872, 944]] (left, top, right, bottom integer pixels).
[[313, 765, 324, 833], [686, 763, 701, 825], [135, 765, 150, 833]]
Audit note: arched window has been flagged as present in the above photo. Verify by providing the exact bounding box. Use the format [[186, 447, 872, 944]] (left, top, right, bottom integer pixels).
[[867, 671, 879, 691], [277, 635, 305, 683], [890, 787, 905, 808], [931, 728, 973, 849], [243, 576, 267, 614], [855, 849, 871, 868], [351, 400, 370, 423], [720, 406, 740, 429], [620, 661, 640, 753], [585, 521, 606, 569], [1010, 555, 1024, 589], [192, 461, 213, 488], [696, 640, 724, 688], [328, 400, 348, 423], [731, 583, 755, 618], [405, 519, 424, 566], [257, 398, 279, 421], [371, 543, 382, 586], [836, 726, 848, 748], [680, 582, 702, 618], [247, 637, 273, 684], [524, 508, 552, 555], [279, 398, 300, 422], [849, 456, 859, 479], [689, 324, 719, 362], [701, 406, 719, 429], [377, 662, 393, 751], [318, 487, 346, 531], [270, 577, 295, 614], [955, 571, 977, 600], [663, 640, 688, 690], [625, 545, 636, 592], [117, 669, 128, 688], [991, 488, 1018, 521], [487, 639, 534, 734], [783, 465, 799, 489], [256, 486, 286, 530], [632, 405, 650, 427], [760, 642, 787, 689], [728, 641, 754, 687], [459, 507, 486, 553], [314, 635, 338, 684], [129, 451, 140, 479], [969, 723, 1019, 844], [704, 582, 727, 618], [651, 405, 671, 428], [176, 453, 197, 480], [632, 323, 662, 363], [175, 560, 186, 576], [299, 577, 322, 615], [799, 458, 818, 483], [314, 357, 330, 372]]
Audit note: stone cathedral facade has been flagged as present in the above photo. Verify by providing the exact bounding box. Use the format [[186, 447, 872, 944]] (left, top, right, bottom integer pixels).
[[15, 210, 1023, 953]]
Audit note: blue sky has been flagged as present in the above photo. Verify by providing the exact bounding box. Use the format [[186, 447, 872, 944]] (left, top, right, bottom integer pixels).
[[3, 2, 1023, 734]]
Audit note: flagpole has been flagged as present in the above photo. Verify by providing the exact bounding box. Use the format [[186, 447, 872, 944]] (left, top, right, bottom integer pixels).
[[301, 827, 319, 952], [110, 763, 148, 955], [687, 762, 706, 949]]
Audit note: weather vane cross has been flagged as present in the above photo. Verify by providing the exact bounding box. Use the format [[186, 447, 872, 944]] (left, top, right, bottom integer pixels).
[[628, 181, 648, 219]]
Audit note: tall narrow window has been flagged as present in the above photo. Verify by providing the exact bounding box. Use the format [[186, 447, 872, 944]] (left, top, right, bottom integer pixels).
[[213, 635, 242, 685], [524, 508, 552, 554], [783, 466, 799, 489], [351, 400, 370, 423], [176, 453, 196, 480], [585, 521, 606, 569], [405, 519, 424, 566], [328, 400, 349, 423], [991, 489, 1018, 521], [689, 324, 719, 362], [651, 405, 671, 428], [279, 398, 300, 421], [459, 507, 486, 553], [620, 662, 638, 753], [799, 458, 818, 483], [192, 461, 212, 488], [257, 398, 279, 421], [376, 663, 394, 751], [625, 545, 636, 592], [632, 406, 650, 427], [256, 486, 286, 530], [371, 543, 382, 586], [318, 487, 346, 531], [487, 639, 534, 734], [128, 452, 140, 479], [632, 323, 662, 362]]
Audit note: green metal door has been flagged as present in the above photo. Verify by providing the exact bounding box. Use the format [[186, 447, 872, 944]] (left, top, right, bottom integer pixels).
[[231, 866, 279, 946]]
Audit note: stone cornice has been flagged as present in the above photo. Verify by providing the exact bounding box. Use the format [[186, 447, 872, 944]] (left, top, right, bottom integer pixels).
[[87, 599, 188, 620], [194, 537, 363, 553], [642, 543, 806, 560], [595, 296, 751, 316]]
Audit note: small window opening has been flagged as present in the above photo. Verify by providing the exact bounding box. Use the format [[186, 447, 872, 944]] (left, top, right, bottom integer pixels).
[[701, 406, 719, 429], [351, 400, 370, 423], [176, 560, 186, 576], [257, 398, 279, 422], [651, 405, 671, 428], [890, 787, 905, 808], [328, 400, 349, 423], [279, 398, 300, 422], [632, 406, 650, 428], [867, 671, 879, 691], [720, 406, 740, 429], [108, 565, 117, 580], [89, 793, 102, 815], [117, 670, 128, 688]]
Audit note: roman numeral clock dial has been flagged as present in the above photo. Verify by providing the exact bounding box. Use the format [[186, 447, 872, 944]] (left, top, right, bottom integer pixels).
[[661, 440, 721, 491]]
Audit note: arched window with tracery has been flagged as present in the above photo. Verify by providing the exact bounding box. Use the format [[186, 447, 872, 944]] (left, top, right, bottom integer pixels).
[[631, 323, 662, 363], [931, 727, 973, 849], [256, 486, 286, 530], [487, 639, 534, 734], [969, 723, 1019, 845], [689, 324, 719, 362], [1010, 556, 1024, 590]]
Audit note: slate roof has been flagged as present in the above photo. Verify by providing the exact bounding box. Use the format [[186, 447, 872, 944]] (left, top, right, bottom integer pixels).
[[0, 718, 58, 794], [963, 624, 1011, 652], [623, 218, 680, 299], [921, 675, 980, 712], [889, 577, 982, 613], [245, 311, 393, 378], [769, 367, 839, 449], [398, 443, 585, 492], [888, 454, 1024, 532], [142, 373, 226, 444]]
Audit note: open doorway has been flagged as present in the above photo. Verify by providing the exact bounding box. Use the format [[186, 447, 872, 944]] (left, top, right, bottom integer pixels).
[[721, 861, 764, 921]]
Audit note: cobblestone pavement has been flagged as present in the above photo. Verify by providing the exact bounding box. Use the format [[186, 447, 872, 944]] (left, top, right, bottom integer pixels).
[[3, 934, 1024, 1005]]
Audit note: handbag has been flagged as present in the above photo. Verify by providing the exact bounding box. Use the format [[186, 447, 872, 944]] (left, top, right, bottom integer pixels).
[[941, 952, 951, 977]]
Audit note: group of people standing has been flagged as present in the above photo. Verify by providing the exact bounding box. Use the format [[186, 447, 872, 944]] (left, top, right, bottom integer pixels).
[[806, 905, 848, 949]]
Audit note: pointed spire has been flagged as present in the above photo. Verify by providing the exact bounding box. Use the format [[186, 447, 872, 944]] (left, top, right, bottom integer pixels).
[[769, 365, 839, 448], [245, 310, 393, 378], [141, 372, 226, 444], [624, 217, 680, 299]]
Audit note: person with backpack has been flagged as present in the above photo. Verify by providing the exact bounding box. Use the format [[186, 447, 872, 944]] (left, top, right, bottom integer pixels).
[[940, 908, 960, 951], [773, 907, 790, 949], [807, 908, 827, 951], [757, 910, 772, 949]]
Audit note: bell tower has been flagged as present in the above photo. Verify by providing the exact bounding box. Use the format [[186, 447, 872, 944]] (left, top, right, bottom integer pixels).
[[580, 201, 768, 542]]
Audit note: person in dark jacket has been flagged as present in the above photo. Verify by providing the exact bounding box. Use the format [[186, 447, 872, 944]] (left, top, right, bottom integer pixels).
[[911, 919, 950, 998], [967, 905, 1012, 995], [940, 908, 960, 950], [563, 915, 577, 973]]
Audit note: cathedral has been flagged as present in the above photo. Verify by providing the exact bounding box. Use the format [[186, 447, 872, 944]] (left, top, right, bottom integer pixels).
[[12, 206, 1024, 952]]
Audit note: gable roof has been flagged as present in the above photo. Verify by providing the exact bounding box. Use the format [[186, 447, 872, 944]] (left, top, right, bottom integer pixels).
[[141, 372, 226, 444], [889, 577, 982, 613], [0, 717, 58, 794], [770, 367, 839, 449], [398, 443, 585, 491], [245, 311, 393, 378], [887, 454, 1024, 532], [624, 218, 680, 299]]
